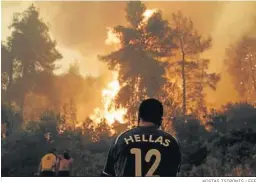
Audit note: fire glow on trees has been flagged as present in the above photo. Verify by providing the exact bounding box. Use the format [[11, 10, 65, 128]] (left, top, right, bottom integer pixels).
[[225, 37, 256, 102], [142, 9, 157, 23], [89, 9, 158, 126], [105, 27, 121, 49], [89, 71, 127, 125], [88, 26, 126, 125]]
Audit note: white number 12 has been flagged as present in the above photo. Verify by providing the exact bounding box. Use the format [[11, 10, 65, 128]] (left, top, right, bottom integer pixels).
[[130, 148, 161, 176]]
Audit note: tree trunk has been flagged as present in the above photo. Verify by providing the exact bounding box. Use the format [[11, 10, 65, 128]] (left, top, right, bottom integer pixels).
[[20, 96, 25, 121], [181, 53, 186, 117], [179, 38, 186, 118], [20, 64, 29, 120], [6, 60, 14, 105]]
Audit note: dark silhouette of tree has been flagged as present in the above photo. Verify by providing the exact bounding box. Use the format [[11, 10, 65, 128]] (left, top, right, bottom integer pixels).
[[68, 61, 80, 76], [219, 103, 256, 132], [4, 4, 62, 116], [100, 1, 174, 123], [1, 43, 14, 101], [186, 59, 220, 117], [169, 11, 219, 117], [1, 103, 22, 137]]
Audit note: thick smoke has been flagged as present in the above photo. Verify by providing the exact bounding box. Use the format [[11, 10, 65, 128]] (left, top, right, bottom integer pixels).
[[203, 2, 256, 107], [2, 1, 256, 109]]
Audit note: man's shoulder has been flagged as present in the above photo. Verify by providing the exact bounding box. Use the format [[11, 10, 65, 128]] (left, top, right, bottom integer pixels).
[[112, 127, 180, 149], [42, 153, 55, 160], [113, 127, 137, 145], [158, 130, 180, 146]]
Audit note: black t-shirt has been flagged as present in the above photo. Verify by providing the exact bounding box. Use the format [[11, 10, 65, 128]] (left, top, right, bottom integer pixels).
[[102, 126, 181, 177]]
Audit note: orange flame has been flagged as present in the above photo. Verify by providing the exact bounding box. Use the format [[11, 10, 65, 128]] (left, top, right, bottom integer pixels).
[[105, 27, 121, 46], [92, 9, 158, 127], [142, 9, 157, 23], [89, 71, 127, 125], [89, 26, 127, 125]]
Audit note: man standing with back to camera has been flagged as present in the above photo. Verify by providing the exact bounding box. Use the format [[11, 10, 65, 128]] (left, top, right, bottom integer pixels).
[[101, 98, 181, 177]]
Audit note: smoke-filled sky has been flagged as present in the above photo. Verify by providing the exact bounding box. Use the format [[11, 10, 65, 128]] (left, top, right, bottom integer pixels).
[[2, 1, 256, 107]]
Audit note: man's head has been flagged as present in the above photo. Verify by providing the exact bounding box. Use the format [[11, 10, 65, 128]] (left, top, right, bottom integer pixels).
[[49, 148, 56, 154], [63, 150, 70, 159], [138, 98, 163, 127]]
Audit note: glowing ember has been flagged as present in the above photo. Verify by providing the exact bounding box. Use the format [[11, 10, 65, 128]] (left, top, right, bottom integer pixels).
[[105, 27, 121, 46], [90, 71, 127, 125], [142, 9, 157, 23]]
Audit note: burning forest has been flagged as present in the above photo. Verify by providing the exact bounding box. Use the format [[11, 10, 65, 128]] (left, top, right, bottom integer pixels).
[[1, 1, 256, 177]]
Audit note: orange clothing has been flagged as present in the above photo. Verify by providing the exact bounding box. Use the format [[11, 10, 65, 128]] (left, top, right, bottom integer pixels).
[[41, 153, 57, 171]]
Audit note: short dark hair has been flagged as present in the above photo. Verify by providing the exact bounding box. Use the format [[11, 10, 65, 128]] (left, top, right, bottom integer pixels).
[[63, 150, 71, 160], [138, 98, 163, 126], [49, 148, 56, 154]]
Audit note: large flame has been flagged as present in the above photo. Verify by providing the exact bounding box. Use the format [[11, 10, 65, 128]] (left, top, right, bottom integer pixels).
[[89, 71, 127, 125], [94, 10, 158, 126], [105, 27, 121, 46], [142, 9, 157, 23], [88, 26, 128, 125]]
